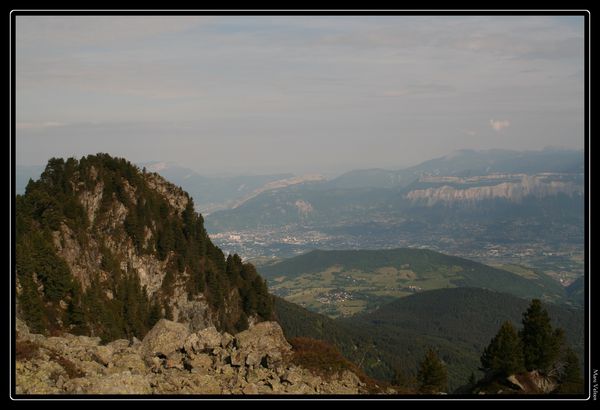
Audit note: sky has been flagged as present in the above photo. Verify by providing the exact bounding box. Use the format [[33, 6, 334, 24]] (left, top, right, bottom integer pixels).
[[15, 15, 585, 176]]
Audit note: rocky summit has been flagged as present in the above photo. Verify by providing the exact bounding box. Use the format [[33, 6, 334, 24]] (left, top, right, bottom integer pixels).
[[15, 318, 373, 395]]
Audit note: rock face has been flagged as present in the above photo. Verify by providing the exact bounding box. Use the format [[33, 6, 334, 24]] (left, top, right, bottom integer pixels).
[[15, 318, 372, 395], [406, 174, 581, 206]]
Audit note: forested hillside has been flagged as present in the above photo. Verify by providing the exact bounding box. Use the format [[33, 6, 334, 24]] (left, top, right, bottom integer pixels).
[[15, 154, 272, 341]]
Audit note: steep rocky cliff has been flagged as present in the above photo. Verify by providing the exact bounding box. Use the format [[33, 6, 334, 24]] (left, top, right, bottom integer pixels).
[[15, 154, 272, 341], [406, 174, 582, 206], [16, 318, 378, 395]]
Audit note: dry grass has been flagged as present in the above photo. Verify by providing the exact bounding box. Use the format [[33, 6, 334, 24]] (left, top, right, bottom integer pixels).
[[289, 337, 388, 393], [15, 340, 40, 361], [49, 352, 85, 379]]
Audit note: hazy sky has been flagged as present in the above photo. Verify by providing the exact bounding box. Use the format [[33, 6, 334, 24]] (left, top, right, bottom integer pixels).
[[15, 15, 585, 175]]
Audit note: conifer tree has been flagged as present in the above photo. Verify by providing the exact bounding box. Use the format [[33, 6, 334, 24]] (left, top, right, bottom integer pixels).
[[65, 283, 87, 335], [468, 372, 477, 386], [20, 273, 47, 334], [480, 321, 524, 376], [556, 347, 584, 393], [417, 348, 448, 393], [520, 299, 564, 371]]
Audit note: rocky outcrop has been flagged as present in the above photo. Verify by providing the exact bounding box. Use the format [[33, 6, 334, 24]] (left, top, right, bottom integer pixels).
[[475, 371, 560, 395], [45, 163, 217, 329], [141, 319, 190, 366], [145, 172, 190, 214], [15, 318, 373, 395]]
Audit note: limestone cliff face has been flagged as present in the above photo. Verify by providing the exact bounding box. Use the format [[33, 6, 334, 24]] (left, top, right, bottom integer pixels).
[[46, 164, 213, 329], [51, 165, 187, 296], [406, 175, 582, 206], [15, 318, 379, 395]]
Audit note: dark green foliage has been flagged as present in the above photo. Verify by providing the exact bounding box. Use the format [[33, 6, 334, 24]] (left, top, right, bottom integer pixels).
[[148, 299, 162, 329], [16, 153, 273, 340], [391, 368, 415, 389], [520, 299, 564, 371], [235, 311, 249, 332], [19, 273, 47, 334], [253, 277, 273, 319], [65, 283, 87, 335], [17, 230, 74, 303], [475, 300, 581, 394], [82, 276, 123, 342], [118, 272, 151, 339], [556, 348, 584, 393], [480, 321, 524, 377], [417, 349, 448, 393], [274, 288, 583, 392], [237, 262, 273, 321], [205, 267, 225, 309], [565, 276, 584, 307]]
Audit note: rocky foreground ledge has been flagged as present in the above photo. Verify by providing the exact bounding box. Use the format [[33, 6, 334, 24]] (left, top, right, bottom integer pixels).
[[15, 318, 377, 395]]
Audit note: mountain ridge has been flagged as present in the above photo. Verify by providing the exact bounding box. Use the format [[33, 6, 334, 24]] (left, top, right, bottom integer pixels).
[[15, 154, 273, 342]]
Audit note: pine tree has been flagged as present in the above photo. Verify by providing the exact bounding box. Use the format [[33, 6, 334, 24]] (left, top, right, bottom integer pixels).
[[417, 348, 448, 393], [520, 299, 564, 371], [556, 348, 584, 393], [20, 273, 47, 334], [480, 321, 525, 377], [147, 298, 162, 328], [392, 367, 413, 389], [65, 283, 87, 335]]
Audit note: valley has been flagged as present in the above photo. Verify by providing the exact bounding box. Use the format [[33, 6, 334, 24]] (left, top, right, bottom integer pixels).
[[259, 249, 571, 318], [201, 149, 585, 290]]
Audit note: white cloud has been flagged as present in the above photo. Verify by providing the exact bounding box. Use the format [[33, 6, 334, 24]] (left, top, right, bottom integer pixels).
[[490, 119, 510, 132]]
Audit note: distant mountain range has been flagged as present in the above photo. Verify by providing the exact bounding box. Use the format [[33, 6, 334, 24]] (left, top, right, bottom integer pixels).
[[15, 161, 321, 215], [139, 162, 299, 214], [327, 148, 584, 189], [205, 148, 584, 230]]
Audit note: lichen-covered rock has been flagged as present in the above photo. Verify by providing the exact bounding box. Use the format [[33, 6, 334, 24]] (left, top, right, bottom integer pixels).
[[16, 318, 30, 339], [65, 372, 152, 394], [141, 319, 189, 365], [165, 352, 186, 370], [235, 322, 291, 371], [186, 326, 222, 353], [107, 339, 130, 352], [230, 349, 245, 367], [109, 350, 147, 375], [242, 383, 259, 395], [15, 359, 65, 394], [235, 322, 292, 354], [220, 332, 234, 349], [184, 353, 213, 372], [16, 319, 370, 395], [92, 345, 114, 367]]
